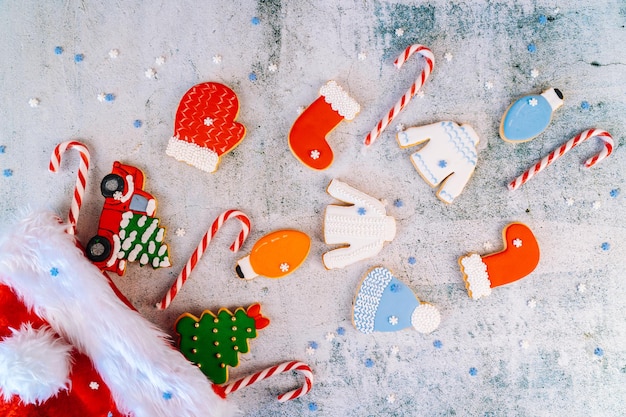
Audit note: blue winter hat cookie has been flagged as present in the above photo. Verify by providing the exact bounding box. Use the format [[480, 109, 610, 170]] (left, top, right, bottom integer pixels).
[[500, 87, 563, 143], [352, 267, 440, 334]]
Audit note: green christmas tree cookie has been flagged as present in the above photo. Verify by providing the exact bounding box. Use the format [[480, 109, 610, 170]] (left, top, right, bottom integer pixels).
[[175, 303, 270, 384]]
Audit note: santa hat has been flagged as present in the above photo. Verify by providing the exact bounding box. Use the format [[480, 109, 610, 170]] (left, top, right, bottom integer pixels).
[[0, 209, 237, 417], [166, 82, 246, 173], [459, 223, 540, 299]]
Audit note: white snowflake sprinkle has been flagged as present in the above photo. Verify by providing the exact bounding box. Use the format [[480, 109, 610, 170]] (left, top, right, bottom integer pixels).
[[484, 81, 494, 90], [592, 201, 601, 210], [279, 263, 290, 272], [388, 316, 399, 325], [395, 28, 405, 37], [395, 123, 405, 132], [530, 68, 539, 78], [444, 52, 453, 62], [155, 56, 166, 65], [386, 394, 396, 404], [554, 8, 560, 14], [305, 346, 316, 356], [296, 105, 306, 115], [204, 117, 214, 126], [175, 228, 186, 237], [565, 197, 575, 206], [325, 332, 336, 342], [527, 298, 537, 309], [390, 345, 399, 355], [268, 63, 278, 72], [108, 49, 119, 58], [212, 55, 222, 64], [483, 241, 494, 251], [358, 51, 367, 61], [145, 68, 157, 79], [97, 93, 107, 102], [512, 238, 523, 248], [519, 340, 530, 349], [28, 98, 40, 107], [577, 283, 587, 293], [89, 381, 100, 390], [113, 191, 123, 200], [416, 90, 425, 98], [310, 149, 320, 160], [528, 98, 538, 107]]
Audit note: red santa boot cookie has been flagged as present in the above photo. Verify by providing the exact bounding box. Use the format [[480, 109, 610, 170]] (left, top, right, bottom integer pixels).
[[289, 81, 360, 170], [459, 223, 540, 300]]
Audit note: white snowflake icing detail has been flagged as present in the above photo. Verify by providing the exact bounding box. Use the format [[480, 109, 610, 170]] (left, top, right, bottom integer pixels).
[[388, 316, 399, 325], [305, 346, 316, 356], [527, 298, 537, 309], [528, 98, 539, 107], [386, 394, 396, 404], [89, 381, 100, 390], [145, 68, 157, 79], [310, 150, 320, 160], [395, 28, 405, 37], [325, 332, 336, 342], [212, 54, 222, 64], [175, 228, 186, 237], [358, 51, 367, 61], [204, 117, 214, 126], [268, 63, 278, 72], [577, 283, 587, 293], [395, 123, 405, 132], [530, 68, 539, 78], [108, 49, 119, 58], [113, 191, 123, 201], [279, 263, 290, 272], [28, 98, 40, 107], [444, 52, 453, 61], [512, 238, 523, 248]]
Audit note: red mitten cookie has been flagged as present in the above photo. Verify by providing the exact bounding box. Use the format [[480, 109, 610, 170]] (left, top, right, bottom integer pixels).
[[167, 82, 246, 173]]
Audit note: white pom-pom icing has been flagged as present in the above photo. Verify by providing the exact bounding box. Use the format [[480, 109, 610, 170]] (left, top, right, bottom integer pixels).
[[460, 253, 492, 299], [0, 324, 72, 404], [411, 303, 441, 334], [319, 81, 360, 120]]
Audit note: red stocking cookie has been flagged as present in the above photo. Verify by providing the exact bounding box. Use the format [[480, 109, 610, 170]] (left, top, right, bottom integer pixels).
[[166, 82, 246, 173], [288, 81, 360, 170], [459, 223, 540, 299]]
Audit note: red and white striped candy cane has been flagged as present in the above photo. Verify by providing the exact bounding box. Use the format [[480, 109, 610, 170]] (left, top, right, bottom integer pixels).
[[223, 361, 314, 402], [156, 209, 251, 310], [364, 44, 435, 146], [49, 141, 91, 235], [508, 128, 614, 191]]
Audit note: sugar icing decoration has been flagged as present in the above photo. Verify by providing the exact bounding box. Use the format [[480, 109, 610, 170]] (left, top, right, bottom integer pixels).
[[235, 229, 310, 280], [323, 179, 396, 269], [288, 81, 360, 170], [397, 121, 479, 204], [500, 87, 563, 143], [459, 223, 540, 300], [352, 266, 441, 334], [54, 46, 63, 55], [28, 98, 40, 108], [74, 53, 84, 62], [166, 82, 246, 173], [175, 303, 269, 384], [85, 161, 170, 276]]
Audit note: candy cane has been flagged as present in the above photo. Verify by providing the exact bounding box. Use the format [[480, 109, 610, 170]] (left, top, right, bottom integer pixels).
[[156, 209, 251, 310], [223, 361, 314, 402], [508, 129, 614, 191], [49, 141, 91, 235], [364, 44, 435, 146]]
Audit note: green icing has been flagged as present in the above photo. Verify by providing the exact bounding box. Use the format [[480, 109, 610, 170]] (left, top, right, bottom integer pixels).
[[176, 307, 258, 384], [118, 212, 169, 269]]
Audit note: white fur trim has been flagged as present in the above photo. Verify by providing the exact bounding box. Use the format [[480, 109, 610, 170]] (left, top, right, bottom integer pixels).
[[0, 323, 71, 404], [0, 210, 236, 417], [319, 81, 360, 120], [460, 253, 492, 299], [411, 303, 441, 334], [166, 136, 219, 173]]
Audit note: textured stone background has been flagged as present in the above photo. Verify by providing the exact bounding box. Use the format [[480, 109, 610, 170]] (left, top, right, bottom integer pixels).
[[1, 1, 625, 416]]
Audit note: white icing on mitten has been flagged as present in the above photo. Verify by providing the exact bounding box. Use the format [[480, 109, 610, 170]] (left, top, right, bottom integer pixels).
[[323, 179, 396, 269], [397, 121, 479, 204]]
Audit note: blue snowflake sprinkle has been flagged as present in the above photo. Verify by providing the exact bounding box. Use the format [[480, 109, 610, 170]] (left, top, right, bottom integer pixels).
[[601, 242, 610, 251], [438, 159, 447, 168], [408, 256, 416, 265], [527, 43, 537, 53], [248, 72, 257, 82], [357, 207, 367, 216], [74, 53, 84, 63], [308, 402, 318, 411], [3, 169, 13, 177], [594, 347, 604, 357], [104, 93, 115, 102], [433, 340, 443, 349], [50, 267, 59, 276], [0, 145, 5, 154], [538, 15, 547, 24], [389, 283, 400, 293], [308, 341, 318, 349], [162, 391, 173, 400], [469, 367, 478, 376], [54, 46, 63, 55], [581, 101, 590, 110], [393, 199, 403, 208], [610, 189, 620, 198], [251, 16, 260, 25], [364, 358, 374, 368], [336, 327, 345, 335], [133, 119, 142, 128]]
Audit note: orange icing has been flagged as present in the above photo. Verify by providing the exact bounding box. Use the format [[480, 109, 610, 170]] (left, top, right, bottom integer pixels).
[[248, 230, 311, 278]]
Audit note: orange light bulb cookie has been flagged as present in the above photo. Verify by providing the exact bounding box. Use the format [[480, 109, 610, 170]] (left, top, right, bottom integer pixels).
[[235, 230, 311, 280]]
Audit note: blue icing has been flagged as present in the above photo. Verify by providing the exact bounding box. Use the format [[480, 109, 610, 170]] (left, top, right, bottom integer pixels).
[[372, 277, 419, 332], [411, 152, 438, 184], [502, 95, 553, 141]]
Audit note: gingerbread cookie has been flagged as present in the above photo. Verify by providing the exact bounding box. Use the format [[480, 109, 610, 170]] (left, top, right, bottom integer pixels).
[[353, 267, 440, 334], [323, 179, 396, 269], [85, 161, 170, 276], [397, 121, 479, 204], [288, 81, 360, 170], [235, 230, 310, 280], [175, 303, 270, 385], [459, 223, 540, 299], [500, 87, 563, 143], [166, 82, 246, 173]]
